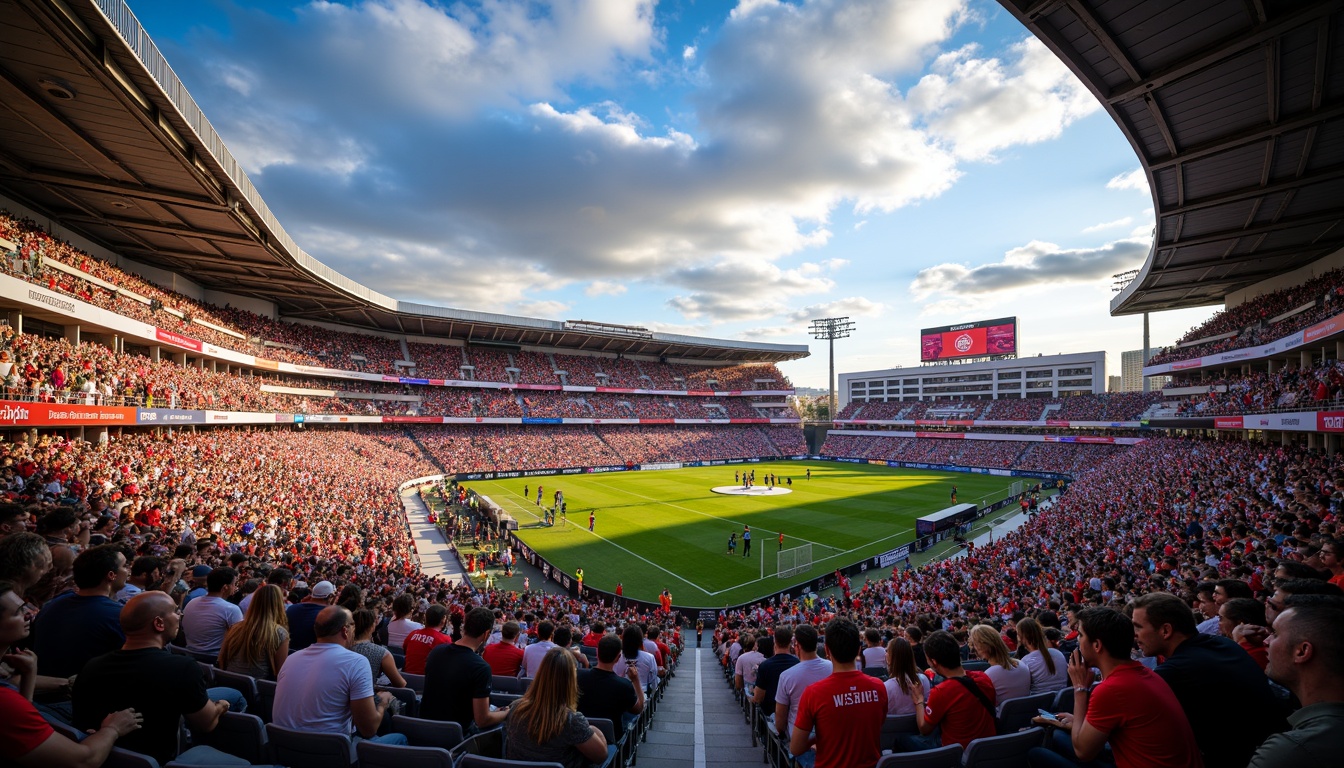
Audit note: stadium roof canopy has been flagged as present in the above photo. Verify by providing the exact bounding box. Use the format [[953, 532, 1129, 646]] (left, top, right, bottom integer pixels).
[[0, 0, 807, 363], [1001, 0, 1344, 316]]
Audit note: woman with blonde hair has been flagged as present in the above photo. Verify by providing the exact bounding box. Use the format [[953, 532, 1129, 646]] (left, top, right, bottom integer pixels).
[[1016, 617, 1068, 694], [883, 637, 931, 715], [968, 624, 1031, 704], [217, 583, 289, 680], [504, 647, 610, 768]]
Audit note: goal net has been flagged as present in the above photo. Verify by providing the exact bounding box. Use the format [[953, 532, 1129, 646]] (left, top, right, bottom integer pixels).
[[1011, 480, 1024, 498], [777, 543, 813, 579]]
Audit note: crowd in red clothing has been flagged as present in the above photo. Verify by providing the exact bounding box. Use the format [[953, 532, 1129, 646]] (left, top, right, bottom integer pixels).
[[836, 394, 1160, 423], [1168, 359, 1344, 416], [1147, 267, 1344, 366]]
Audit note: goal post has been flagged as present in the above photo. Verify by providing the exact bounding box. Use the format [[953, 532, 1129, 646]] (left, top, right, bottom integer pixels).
[[777, 543, 813, 579], [1011, 480, 1024, 498]]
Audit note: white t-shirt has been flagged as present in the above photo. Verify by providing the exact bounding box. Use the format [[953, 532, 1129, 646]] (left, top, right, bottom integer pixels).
[[985, 661, 1033, 708], [612, 650, 660, 693], [522, 640, 557, 678], [273, 642, 374, 736], [181, 595, 243, 655], [1023, 648, 1069, 694], [861, 646, 887, 670], [884, 673, 932, 716], [735, 650, 764, 687], [775, 657, 832, 732], [387, 617, 424, 650]]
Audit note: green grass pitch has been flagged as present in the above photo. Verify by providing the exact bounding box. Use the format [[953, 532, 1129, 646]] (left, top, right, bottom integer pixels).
[[465, 461, 1017, 607]]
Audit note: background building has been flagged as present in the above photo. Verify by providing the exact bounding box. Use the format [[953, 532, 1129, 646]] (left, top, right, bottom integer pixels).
[[1121, 349, 1170, 392]]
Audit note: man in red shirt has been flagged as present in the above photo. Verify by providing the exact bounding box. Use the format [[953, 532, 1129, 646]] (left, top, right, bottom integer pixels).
[[482, 620, 525, 677], [582, 621, 606, 647], [1029, 607, 1202, 768], [791, 617, 886, 768], [906, 630, 996, 751], [402, 604, 452, 675]]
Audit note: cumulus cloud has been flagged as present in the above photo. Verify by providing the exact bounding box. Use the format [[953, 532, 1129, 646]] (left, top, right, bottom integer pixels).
[[161, 0, 1117, 324], [1082, 216, 1134, 233], [907, 38, 1099, 160], [910, 238, 1151, 298], [1107, 168, 1148, 192], [786, 296, 886, 323]]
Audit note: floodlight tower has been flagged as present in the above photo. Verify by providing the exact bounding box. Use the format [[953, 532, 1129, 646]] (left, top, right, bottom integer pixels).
[[808, 317, 854, 422]]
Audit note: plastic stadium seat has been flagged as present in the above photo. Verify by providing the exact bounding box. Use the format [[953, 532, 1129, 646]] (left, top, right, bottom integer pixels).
[[586, 717, 621, 768], [490, 691, 521, 708], [377, 685, 420, 718], [995, 692, 1056, 734], [255, 678, 278, 723], [448, 726, 505, 763], [356, 740, 455, 768], [265, 722, 356, 768], [962, 661, 990, 672], [196, 711, 269, 764], [103, 747, 160, 768], [879, 714, 919, 752], [209, 669, 259, 711], [874, 744, 963, 768], [961, 727, 1046, 768], [459, 757, 565, 768], [863, 666, 889, 680], [402, 671, 427, 693], [392, 715, 463, 749], [492, 675, 526, 694]]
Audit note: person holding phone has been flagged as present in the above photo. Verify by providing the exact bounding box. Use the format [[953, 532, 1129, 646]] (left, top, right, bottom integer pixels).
[[1027, 608, 1202, 768]]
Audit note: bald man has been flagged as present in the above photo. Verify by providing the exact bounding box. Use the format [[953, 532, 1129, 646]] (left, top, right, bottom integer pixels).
[[72, 591, 247, 765], [273, 605, 407, 745]]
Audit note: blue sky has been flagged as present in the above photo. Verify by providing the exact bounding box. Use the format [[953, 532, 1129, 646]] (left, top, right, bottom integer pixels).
[[126, 0, 1217, 388]]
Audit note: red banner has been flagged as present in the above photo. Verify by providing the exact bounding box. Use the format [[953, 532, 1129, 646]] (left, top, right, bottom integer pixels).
[[1317, 412, 1344, 432], [382, 416, 443, 424], [154, 328, 203, 352], [1214, 417, 1245, 430], [0, 401, 137, 427], [915, 431, 964, 439], [1304, 312, 1344, 344]]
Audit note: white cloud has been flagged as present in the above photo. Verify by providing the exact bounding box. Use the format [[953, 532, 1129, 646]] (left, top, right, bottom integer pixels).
[[787, 296, 886, 323], [1107, 168, 1148, 193], [911, 237, 1151, 297], [585, 281, 628, 297], [683, 45, 697, 60], [907, 37, 1099, 161], [514, 299, 573, 317], [1082, 216, 1133, 233]]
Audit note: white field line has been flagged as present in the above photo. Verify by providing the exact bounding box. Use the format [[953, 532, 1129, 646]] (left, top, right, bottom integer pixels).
[[704, 526, 913, 596]]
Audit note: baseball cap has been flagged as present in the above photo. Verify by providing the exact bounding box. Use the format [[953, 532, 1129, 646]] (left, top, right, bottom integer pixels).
[[191, 565, 212, 578], [311, 580, 336, 599]]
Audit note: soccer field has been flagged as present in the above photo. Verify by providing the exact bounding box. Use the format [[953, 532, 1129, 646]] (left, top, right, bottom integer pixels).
[[464, 461, 1016, 607]]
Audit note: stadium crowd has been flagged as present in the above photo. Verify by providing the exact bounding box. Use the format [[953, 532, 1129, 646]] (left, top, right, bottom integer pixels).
[[836, 394, 1160, 423], [1168, 359, 1344, 416], [1147, 267, 1344, 366], [820, 434, 1124, 475]]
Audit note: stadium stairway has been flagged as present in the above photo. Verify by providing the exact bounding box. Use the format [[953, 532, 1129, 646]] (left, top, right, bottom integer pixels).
[[634, 647, 763, 768]]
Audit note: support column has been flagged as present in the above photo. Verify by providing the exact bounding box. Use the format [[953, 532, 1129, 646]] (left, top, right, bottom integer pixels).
[[1302, 350, 1312, 368], [1142, 312, 1150, 393], [1267, 358, 1278, 373], [63, 324, 79, 345], [151, 346, 161, 363]]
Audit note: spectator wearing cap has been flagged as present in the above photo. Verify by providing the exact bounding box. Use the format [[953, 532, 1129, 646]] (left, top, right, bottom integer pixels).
[[30, 544, 129, 679], [273, 606, 407, 746], [286, 580, 336, 652], [1248, 596, 1344, 767], [181, 565, 211, 608], [181, 567, 242, 658], [72, 591, 246, 766]]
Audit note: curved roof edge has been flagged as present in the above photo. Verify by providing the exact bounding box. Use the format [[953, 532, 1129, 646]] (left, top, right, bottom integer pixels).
[[84, 0, 806, 360]]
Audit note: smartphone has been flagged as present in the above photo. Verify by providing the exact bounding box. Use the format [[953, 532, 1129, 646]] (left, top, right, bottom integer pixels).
[[1037, 709, 1060, 722]]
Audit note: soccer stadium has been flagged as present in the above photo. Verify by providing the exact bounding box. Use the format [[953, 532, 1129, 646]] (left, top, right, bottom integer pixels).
[[0, 1, 1342, 768]]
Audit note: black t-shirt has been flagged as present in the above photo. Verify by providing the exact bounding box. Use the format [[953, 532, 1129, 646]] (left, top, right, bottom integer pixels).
[[285, 603, 325, 651], [72, 647, 209, 764], [576, 668, 637, 740], [1156, 633, 1288, 767], [421, 643, 492, 730], [753, 653, 798, 712]]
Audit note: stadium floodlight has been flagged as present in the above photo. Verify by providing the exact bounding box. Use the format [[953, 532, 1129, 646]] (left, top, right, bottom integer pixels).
[[809, 317, 854, 423]]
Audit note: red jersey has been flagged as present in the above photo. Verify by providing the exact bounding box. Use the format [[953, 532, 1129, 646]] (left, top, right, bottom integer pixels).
[[1085, 662, 1203, 768], [402, 627, 452, 674], [923, 671, 997, 749], [794, 670, 887, 768], [482, 640, 525, 677]]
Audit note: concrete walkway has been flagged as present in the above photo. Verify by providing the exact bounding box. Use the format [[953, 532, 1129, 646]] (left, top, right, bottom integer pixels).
[[635, 646, 765, 768], [401, 488, 469, 585]]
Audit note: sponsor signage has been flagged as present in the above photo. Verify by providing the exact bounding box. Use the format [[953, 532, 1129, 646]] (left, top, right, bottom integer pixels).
[[0, 401, 137, 426], [876, 543, 913, 568], [136, 408, 205, 424], [153, 328, 203, 352], [1319, 412, 1344, 432], [1214, 417, 1245, 430]]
